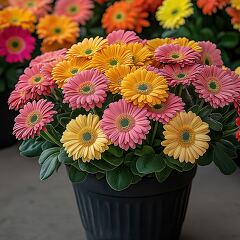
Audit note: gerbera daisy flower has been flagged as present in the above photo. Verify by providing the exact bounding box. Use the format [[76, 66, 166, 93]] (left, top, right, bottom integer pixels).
[[105, 65, 137, 94], [160, 64, 202, 87], [0, 7, 36, 32], [67, 37, 108, 60], [0, 27, 35, 63], [226, 7, 240, 25], [235, 66, 240, 75], [162, 111, 210, 163], [197, 0, 229, 15], [198, 41, 223, 67], [146, 93, 185, 124], [145, 0, 163, 12], [54, 0, 93, 24], [155, 44, 201, 66], [91, 44, 133, 72], [126, 42, 152, 66], [52, 58, 91, 88], [173, 38, 202, 52], [18, 64, 55, 96], [146, 38, 173, 53], [40, 39, 74, 53], [102, 1, 136, 33], [121, 68, 169, 108], [156, 0, 193, 29], [230, 0, 240, 10], [0, 0, 8, 9], [63, 69, 108, 111], [8, 0, 52, 18], [13, 99, 56, 140], [8, 88, 33, 110], [133, 7, 150, 33], [146, 65, 164, 75], [106, 30, 141, 45], [236, 129, 240, 142], [37, 15, 79, 48], [61, 114, 110, 161], [193, 66, 238, 108], [101, 99, 151, 150], [30, 48, 67, 67]]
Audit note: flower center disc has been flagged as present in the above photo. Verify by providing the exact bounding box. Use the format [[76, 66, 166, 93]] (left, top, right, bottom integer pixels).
[[176, 73, 186, 79], [85, 49, 93, 55], [171, 53, 180, 59], [80, 129, 96, 146], [137, 83, 150, 94], [54, 27, 62, 34], [171, 9, 179, 15], [79, 83, 94, 95], [207, 79, 220, 93], [7, 37, 25, 53], [116, 115, 135, 132], [115, 12, 124, 21], [109, 59, 118, 66], [68, 5, 79, 14], [27, 112, 41, 126], [179, 129, 195, 146], [70, 68, 78, 75], [152, 103, 165, 113]]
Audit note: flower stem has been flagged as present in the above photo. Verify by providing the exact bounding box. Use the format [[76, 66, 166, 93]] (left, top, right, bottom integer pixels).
[[41, 131, 62, 147], [150, 122, 159, 146]]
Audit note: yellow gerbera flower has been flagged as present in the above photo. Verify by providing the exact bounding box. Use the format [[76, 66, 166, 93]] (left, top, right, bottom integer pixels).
[[0, 7, 36, 32], [156, 0, 193, 29], [67, 37, 108, 60], [121, 68, 169, 107], [105, 65, 137, 94], [146, 38, 173, 53], [162, 111, 210, 164], [52, 58, 91, 88], [126, 42, 152, 66], [61, 114, 110, 162], [91, 44, 133, 72], [37, 15, 79, 45], [173, 37, 202, 52], [231, 0, 240, 10], [235, 66, 240, 75]]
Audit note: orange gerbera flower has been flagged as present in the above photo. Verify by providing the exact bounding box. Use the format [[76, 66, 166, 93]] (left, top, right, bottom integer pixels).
[[134, 8, 150, 33], [226, 7, 240, 24], [197, 0, 230, 15]]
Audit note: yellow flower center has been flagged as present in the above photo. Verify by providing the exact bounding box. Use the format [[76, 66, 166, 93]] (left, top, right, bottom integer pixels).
[[207, 79, 221, 93], [79, 129, 96, 146], [116, 114, 135, 132]]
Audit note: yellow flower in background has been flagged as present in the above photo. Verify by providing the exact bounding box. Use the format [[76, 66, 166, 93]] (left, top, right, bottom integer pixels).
[[235, 66, 240, 75], [61, 114, 110, 162], [162, 111, 210, 164], [126, 42, 152, 66], [52, 58, 91, 88], [67, 36, 108, 60], [91, 44, 133, 72], [105, 65, 137, 94], [231, 0, 240, 10], [173, 37, 202, 52], [121, 68, 169, 108], [156, 0, 193, 29], [0, 7, 36, 32]]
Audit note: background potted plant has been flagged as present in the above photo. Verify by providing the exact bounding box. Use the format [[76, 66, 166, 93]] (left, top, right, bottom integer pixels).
[[9, 31, 240, 239]]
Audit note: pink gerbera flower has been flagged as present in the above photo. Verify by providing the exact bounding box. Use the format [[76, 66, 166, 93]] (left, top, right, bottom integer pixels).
[[18, 65, 55, 96], [106, 30, 141, 45], [8, 88, 33, 110], [193, 66, 237, 108], [13, 99, 56, 140], [63, 69, 108, 111], [155, 44, 201, 66], [30, 48, 67, 67], [101, 99, 151, 150], [160, 64, 202, 87], [0, 27, 35, 63], [146, 65, 163, 75], [198, 41, 223, 67], [146, 93, 185, 124], [54, 0, 93, 25]]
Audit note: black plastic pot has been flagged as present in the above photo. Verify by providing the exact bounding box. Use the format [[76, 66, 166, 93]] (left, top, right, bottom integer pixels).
[[0, 90, 17, 148], [72, 167, 196, 240]]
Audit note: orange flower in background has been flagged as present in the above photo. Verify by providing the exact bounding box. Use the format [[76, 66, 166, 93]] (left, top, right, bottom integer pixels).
[[0, 0, 9, 9], [95, 0, 107, 3], [0, 7, 36, 32], [226, 7, 240, 24], [197, 0, 230, 15], [125, 0, 163, 12]]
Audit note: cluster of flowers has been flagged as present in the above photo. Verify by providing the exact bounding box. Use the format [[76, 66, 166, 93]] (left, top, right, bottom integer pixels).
[[9, 30, 240, 164], [0, 0, 94, 62]]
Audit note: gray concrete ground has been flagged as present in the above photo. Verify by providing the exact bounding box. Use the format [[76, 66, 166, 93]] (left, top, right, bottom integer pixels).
[[0, 144, 239, 240]]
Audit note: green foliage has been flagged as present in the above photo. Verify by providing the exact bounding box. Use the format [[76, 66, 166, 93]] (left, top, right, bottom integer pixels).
[[68, 164, 87, 183], [19, 139, 44, 157], [155, 166, 172, 183]]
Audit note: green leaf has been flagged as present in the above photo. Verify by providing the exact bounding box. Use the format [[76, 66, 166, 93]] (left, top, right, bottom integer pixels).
[[0, 80, 6, 92], [108, 145, 123, 157], [102, 151, 123, 166], [155, 167, 172, 183], [45, 124, 61, 141], [135, 145, 155, 156], [59, 117, 71, 128], [219, 32, 239, 48], [198, 146, 214, 166], [164, 156, 183, 172], [205, 117, 223, 131], [58, 148, 73, 164], [213, 142, 237, 175], [130, 159, 145, 177], [136, 154, 166, 174], [198, 105, 212, 118], [68, 165, 87, 183], [39, 147, 61, 180], [188, 105, 199, 113], [106, 165, 133, 191], [19, 139, 43, 157], [219, 139, 238, 159], [91, 159, 117, 171], [41, 141, 56, 151], [131, 175, 142, 185], [78, 160, 100, 174], [210, 113, 222, 121], [124, 152, 138, 165]]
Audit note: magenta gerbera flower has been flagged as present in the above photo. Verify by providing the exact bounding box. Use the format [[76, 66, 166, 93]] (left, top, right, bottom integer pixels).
[[146, 93, 185, 124], [155, 44, 201, 66], [0, 27, 35, 63], [13, 99, 56, 140], [63, 69, 108, 111], [198, 41, 223, 67], [160, 64, 202, 87], [193, 66, 238, 108], [106, 30, 141, 45], [30, 48, 67, 67], [18, 65, 55, 96], [54, 0, 93, 25], [101, 99, 151, 150]]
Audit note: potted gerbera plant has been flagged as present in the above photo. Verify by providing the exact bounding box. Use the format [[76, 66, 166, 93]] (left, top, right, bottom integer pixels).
[[9, 30, 240, 240]]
